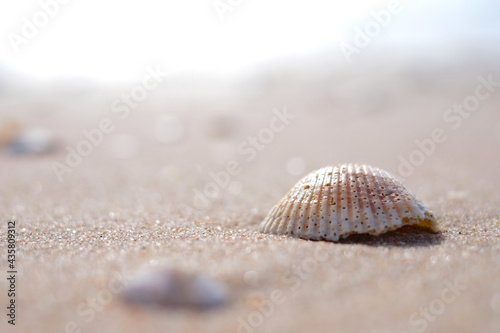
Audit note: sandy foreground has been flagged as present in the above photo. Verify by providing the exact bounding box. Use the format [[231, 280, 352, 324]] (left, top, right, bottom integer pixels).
[[1, 67, 500, 333]]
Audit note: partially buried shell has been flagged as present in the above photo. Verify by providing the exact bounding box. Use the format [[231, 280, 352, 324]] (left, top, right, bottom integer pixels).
[[260, 163, 439, 241]]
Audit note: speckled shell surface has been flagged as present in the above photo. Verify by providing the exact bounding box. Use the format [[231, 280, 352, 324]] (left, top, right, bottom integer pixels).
[[260, 164, 438, 241]]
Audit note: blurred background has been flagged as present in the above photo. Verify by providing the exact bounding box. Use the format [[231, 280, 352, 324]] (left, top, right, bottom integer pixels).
[[1, 0, 500, 206]]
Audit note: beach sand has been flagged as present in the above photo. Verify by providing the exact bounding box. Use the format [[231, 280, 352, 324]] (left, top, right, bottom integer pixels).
[[1, 67, 500, 333]]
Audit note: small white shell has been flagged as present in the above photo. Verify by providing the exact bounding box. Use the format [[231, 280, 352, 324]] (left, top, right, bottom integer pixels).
[[122, 269, 228, 309], [260, 164, 439, 241]]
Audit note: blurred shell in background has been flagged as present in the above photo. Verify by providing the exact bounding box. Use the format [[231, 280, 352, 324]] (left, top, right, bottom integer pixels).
[[0, 120, 56, 155], [0, 119, 21, 147]]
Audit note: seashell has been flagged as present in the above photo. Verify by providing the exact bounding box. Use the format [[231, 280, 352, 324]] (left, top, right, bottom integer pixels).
[[122, 269, 228, 309], [7, 128, 56, 155], [0, 119, 21, 147], [260, 163, 439, 241]]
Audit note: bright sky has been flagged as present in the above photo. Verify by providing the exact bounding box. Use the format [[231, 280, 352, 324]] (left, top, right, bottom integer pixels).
[[1, 0, 497, 82], [0, 0, 393, 81]]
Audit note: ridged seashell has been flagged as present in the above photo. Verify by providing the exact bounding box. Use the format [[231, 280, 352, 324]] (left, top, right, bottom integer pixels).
[[260, 164, 439, 241]]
